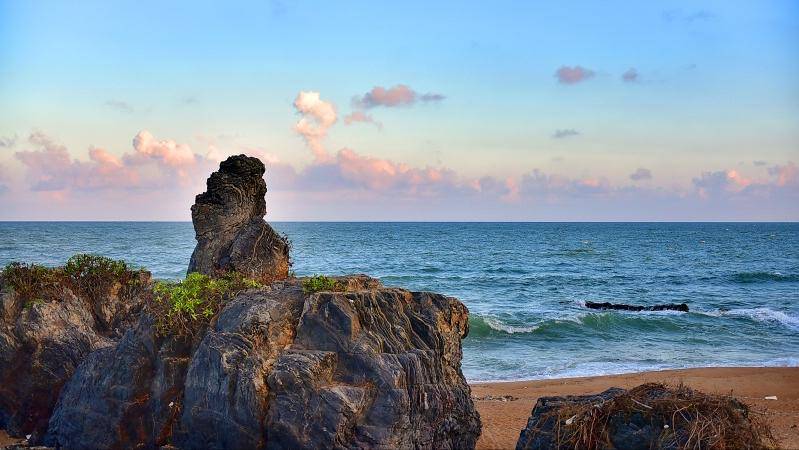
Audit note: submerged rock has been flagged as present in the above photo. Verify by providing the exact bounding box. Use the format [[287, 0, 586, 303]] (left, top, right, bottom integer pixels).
[[0, 271, 149, 440], [585, 301, 689, 312], [188, 155, 290, 282], [44, 276, 481, 449]]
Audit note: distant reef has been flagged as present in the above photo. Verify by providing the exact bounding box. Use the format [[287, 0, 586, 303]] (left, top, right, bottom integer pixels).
[[0, 155, 481, 449]]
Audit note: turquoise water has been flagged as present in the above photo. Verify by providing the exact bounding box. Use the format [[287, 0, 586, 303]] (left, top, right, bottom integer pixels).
[[1, 222, 797, 381]]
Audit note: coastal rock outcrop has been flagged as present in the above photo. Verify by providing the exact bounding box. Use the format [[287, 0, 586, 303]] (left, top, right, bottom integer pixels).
[[44, 276, 481, 449], [188, 155, 290, 282], [0, 266, 149, 440]]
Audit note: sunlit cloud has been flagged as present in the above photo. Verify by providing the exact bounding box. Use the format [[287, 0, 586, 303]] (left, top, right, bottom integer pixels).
[[343, 111, 383, 130], [555, 66, 595, 84], [351, 84, 445, 109], [293, 91, 338, 162]]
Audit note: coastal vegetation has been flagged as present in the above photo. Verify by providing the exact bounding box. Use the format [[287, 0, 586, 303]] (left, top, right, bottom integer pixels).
[[301, 274, 343, 294], [1, 254, 146, 308], [150, 271, 261, 336]]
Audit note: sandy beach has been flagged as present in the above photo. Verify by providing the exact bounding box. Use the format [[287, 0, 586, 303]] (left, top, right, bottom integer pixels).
[[472, 367, 799, 450]]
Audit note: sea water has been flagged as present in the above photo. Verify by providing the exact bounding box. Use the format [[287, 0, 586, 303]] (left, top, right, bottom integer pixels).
[[1, 222, 797, 381]]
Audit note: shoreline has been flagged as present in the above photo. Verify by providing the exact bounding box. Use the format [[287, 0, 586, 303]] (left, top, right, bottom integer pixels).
[[471, 366, 799, 450]]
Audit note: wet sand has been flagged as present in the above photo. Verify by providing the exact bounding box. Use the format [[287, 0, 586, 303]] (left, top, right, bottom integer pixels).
[[471, 367, 799, 449]]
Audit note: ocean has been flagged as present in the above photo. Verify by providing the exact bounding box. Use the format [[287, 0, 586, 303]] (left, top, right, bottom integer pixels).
[[1, 222, 797, 382]]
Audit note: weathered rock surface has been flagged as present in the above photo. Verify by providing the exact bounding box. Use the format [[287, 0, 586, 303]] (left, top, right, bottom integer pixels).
[[0, 277, 148, 441], [44, 276, 481, 449], [188, 155, 290, 282]]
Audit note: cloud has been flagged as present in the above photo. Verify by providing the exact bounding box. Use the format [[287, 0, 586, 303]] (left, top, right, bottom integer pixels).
[[293, 91, 337, 162], [621, 68, 639, 83], [662, 9, 714, 23], [768, 163, 798, 187], [0, 134, 17, 148], [352, 84, 445, 109], [343, 111, 383, 130], [629, 168, 652, 181], [105, 100, 134, 113], [555, 66, 595, 84], [552, 129, 580, 139], [14, 130, 213, 192], [179, 96, 198, 106], [0, 164, 7, 194], [692, 169, 752, 199]]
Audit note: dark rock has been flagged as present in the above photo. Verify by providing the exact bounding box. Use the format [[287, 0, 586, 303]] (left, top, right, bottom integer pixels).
[[516, 388, 624, 450], [44, 277, 481, 449], [0, 276, 148, 441], [516, 383, 766, 450], [187, 155, 290, 282], [585, 301, 689, 312]]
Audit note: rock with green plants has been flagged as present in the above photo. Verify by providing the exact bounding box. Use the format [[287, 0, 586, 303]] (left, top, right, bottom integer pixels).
[[0, 254, 150, 440], [2, 156, 482, 450]]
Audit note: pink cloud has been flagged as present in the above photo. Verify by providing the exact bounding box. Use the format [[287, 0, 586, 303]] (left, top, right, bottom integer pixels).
[[768, 163, 798, 186], [293, 91, 337, 162], [14, 131, 213, 193], [352, 84, 445, 109], [555, 65, 595, 84], [343, 111, 383, 130]]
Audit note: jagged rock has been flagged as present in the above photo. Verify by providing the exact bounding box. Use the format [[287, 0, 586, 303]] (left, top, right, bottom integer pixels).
[[585, 301, 689, 312], [0, 275, 148, 441], [45, 277, 481, 449], [188, 155, 290, 282]]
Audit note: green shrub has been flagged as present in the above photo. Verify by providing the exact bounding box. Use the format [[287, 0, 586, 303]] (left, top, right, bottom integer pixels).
[[1, 262, 61, 305], [301, 275, 343, 294], [63, 254, 147, 303], [1, 254, 147, 309], [151, 272, 262, 336]]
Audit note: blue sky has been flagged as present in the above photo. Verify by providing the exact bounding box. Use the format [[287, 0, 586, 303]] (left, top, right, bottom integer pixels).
[[0, 0, 797, 220]]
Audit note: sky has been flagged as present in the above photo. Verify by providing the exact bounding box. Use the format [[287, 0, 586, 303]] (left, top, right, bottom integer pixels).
[[0, 0, 797, 221]]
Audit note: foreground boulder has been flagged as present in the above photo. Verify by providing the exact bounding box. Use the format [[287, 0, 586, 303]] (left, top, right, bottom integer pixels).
[[188, 155, 290, 282], [516, 383, 774, 450], [45, 276, 481, 449], [0, 259, 149, 440]]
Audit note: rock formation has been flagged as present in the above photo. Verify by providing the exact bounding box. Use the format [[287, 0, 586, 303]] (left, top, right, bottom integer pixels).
[[188, 155, 290, 283], [0, 271, 149, 441], [2, 156, 481, 449], [516, 383, 772, 450], [585, 301, 689, 312], [45, 276, 481, 449]]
